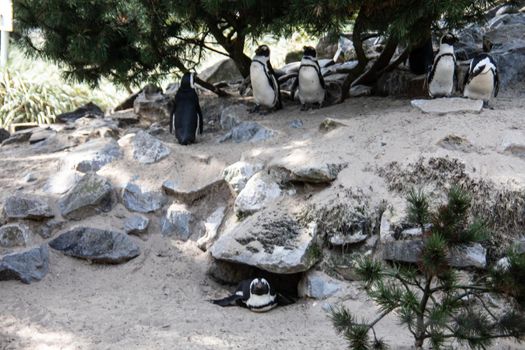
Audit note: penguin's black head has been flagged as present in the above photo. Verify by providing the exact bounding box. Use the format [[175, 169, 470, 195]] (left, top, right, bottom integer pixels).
[[255, 45, 270, 57], [440, 33, 458, 46], [250, 278, 270, 296], [180, 72, 195, 89], [303, 46, 317, 58]]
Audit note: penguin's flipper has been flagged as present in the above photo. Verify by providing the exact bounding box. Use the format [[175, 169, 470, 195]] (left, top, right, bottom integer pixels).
[[194, 92, 203, 134], [493, 68, 499, 97], [210, 294, 244, 307], [276, 293, 297, 306], [462, 66, 470, 93]]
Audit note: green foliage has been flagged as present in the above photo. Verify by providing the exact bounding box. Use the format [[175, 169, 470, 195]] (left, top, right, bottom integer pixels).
[[331, 187, 525, 349]]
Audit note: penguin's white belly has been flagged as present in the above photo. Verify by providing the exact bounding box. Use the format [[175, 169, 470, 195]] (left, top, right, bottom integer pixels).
[[429, 56, 455, 97], [250, 64, 276, 108], [464, 72, 494, 101], [298, 67, 325, 104]]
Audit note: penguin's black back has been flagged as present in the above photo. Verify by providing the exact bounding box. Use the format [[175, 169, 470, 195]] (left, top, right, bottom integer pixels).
[[173, 89, 200, 145]]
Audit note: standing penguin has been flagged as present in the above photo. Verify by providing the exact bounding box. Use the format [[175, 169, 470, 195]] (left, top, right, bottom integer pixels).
[[463, 53, 499, 105], [427, 33, 458, 98], [250, 45, 282, 113], [293, 46, 326, 110], [170, 72, 203, 145]]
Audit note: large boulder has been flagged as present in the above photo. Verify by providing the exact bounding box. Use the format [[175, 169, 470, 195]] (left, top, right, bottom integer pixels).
[[3, 194, 54, 220], [133, 85, 171, 123], [376, 69, 427, 97], [49, 227, 140, 263], [234, 172, 282, 215], [211, 200, 321, 274], [0, 224, 30, 248], [59, 174, 115, 220], [62, 138, 122, 173], [0, 245, 49, 283], [121, 183, 166, 213], [160, 203, 198, 240], [222, 161, 264, 195], [199, 59, 243, 83], [118, 130, 170, 164]]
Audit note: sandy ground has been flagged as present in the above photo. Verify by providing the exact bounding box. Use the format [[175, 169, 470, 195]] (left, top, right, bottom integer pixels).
[[1, 92, 525, 349]]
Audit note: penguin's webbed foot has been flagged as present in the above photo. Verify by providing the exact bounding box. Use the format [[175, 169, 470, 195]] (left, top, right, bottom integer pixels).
[[249, 105, 260, 114]]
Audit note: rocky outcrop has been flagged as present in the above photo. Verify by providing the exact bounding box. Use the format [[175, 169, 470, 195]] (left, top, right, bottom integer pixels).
[[124, 215, 150, 235], [118, 130, 170, 164], [199, 59, 242, 84], [49, 227, 140, 263], [197, 206, 226, 251], [162, 178, 225, 204], [133, 85, 171, 123], [3, 194, 54, 220], [234, 172, 282, 215], [298, 270, 342, 299], [411, 98, 483, 114], [56, 102, 104, 123], [160, 203, 197, 240], [219, 122, 275, 143], [59, 174, 114, 220], [222, 161, 264, 195], [0, 245, 49, 283], [62, 138, 122, 173], [0, 224, 30, 248], [121, 183, 166, 213]]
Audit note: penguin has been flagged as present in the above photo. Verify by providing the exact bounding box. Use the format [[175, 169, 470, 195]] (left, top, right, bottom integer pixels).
[[170, 72, 203, 145], [249, 45, 282, 113], [293, 46, 326, 111], [427, 33, 458, 98], [463, 53, 499, 105], [211, 278, 294, 312]]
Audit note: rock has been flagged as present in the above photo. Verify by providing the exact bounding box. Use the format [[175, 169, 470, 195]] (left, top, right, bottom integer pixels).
[[349, 85, 373, 97], [448, 244, 487, 269], [133, 84, 171, 123], [298, 270, 342, 299], [72, 117, 119, 140], [207, 259, 256, 284], [62, 138, 123, 173], [29, 128, 56, 144], [0, 128, 9, 143], [23, 173, 37, 183], [123, 215, 150, 235], [219, 122, 275, 143], [437, 135, 475, 153], [147, 122, 164, 136], [49, 227, 140, 263], [197, 206, 226, 251], [32, 133, 79, 154], [56, 102, 104, 123], [107, 109, 140, 127], [219, 105, 243, 130], [199, 59, 243, 84], [160, 203, 196, 240], [455, 26, 485, 61], [211, 206, 320, 274], [162, 178, 225, 204], [1, 130, 32, 145], [222, 161, 264, 195], [319, 118, 347, 133], [0, 224, 30, 248], [234, 172, 282, 215], [115, 90, 141, 112], [118, 130, 170, 164], [329, 232, 368, 246], [500, 130, 525, 158], [121, 183, 166, 213], [289, 119, 304, 128], [316, 35, 340, 60], [44, 170, 82, 195], [59, 173, 114, 220], [376, 69, 427, 97], [515, 237, 525, 254], [3, 195, 53, 221], [411, 98, 483, 114], [0, 245, 49, 283], [272, 161, 347, 184]]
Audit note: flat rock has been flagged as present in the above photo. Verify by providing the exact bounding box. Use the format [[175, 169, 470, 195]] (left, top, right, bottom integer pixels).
[[0, 245, 49, 283], [298, 270, 342, 299], [29, 128, 56, 144], [411, 98, 483, 114], [1, 131, 32, 145], [107, 109, 140, 127], [197, 206, 226, 251], [0, 128, 9, 143], [56, 102, 104, 123], [271, 161, 348, 184], [234, 172, 282, 215], [211, 202, 320, 274], [133, 85, 171, 123], [59, 174, 114, 220], [3, 194, 54, 220], [160, 203, 196, 240], [500, 130, 525, 158], [62, 138, 123, 173], [49, 227, 140, 263], [219, 122, 275, 143], [118, 130, 170, 164], [72, 118, 119, 140], [0, 224, 30, 248], [319, 118, 347, 133], [121, 183, 166, 213], [123, 215, 150, 235], [222, 161, 264, 195], [162, 178, 224, 204]]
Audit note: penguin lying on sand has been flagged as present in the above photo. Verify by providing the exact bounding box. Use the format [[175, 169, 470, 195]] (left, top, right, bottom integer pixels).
[[463, 53, 499, 106], [293, 46, 326, 111], [170, 72, 203, 145], [428, 33, 458, 98], [249, 45, 282, 114], [211, 278, 294, 312]]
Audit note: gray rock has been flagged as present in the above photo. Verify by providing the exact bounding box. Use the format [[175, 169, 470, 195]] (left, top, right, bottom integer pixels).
[[123, 215, 150, 235], [49, 227, 140, 263], [448, 244, 487, 269], [222, 161, 264, 195], [234, 172, 282, 215], [289, 119, 304, 129], [329, 232, 368, 246], [0, 224, 30, 248], [32, 133, 79, 154], [197, 206, 226, 251], [0, 128, 9, 143], [438, 135, 475, 153], [108, 109, 140, 127], [199, 59, 243, 84], [29, 128, 56, 144], [62, 138, 122, 173], [133, 85, 171, 123], [56, 102, 104, 123], [44, 170, 82, 195], [72, 118, 119, 140], [298, 270, 342, 299], [118, 130, 170, 164], [210, 204, 320, 274], [219, 105, 243, 130], [162, 178, 225, 204], [121, 183, 166, 213], [376, 69, 426, 97], [411, 98, 483, 114], [1, 130, 31, 145], [271, 161, 347, 184], [0, 245, 49, 283], [219, 122, 275, 143], [500, 130, 525, 158], [161, 203, 195, 240], [3, 194, 54, 220], [59, 173, 114, 220]]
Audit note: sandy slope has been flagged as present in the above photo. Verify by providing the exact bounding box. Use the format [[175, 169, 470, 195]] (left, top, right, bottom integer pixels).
[[1, 93, 525, 349]]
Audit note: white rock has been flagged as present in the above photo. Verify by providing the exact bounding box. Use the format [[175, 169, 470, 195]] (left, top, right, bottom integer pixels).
[[197, 206, 226, 251], [298, 270, 342, 299], [222, 161, 264, 195], [411, 98, 483, 114], [234, 172, 282, 215], [500, 130, 525, 158]]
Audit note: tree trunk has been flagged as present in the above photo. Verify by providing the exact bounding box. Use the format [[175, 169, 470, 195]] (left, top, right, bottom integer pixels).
[[351, 35, 399, 87]]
